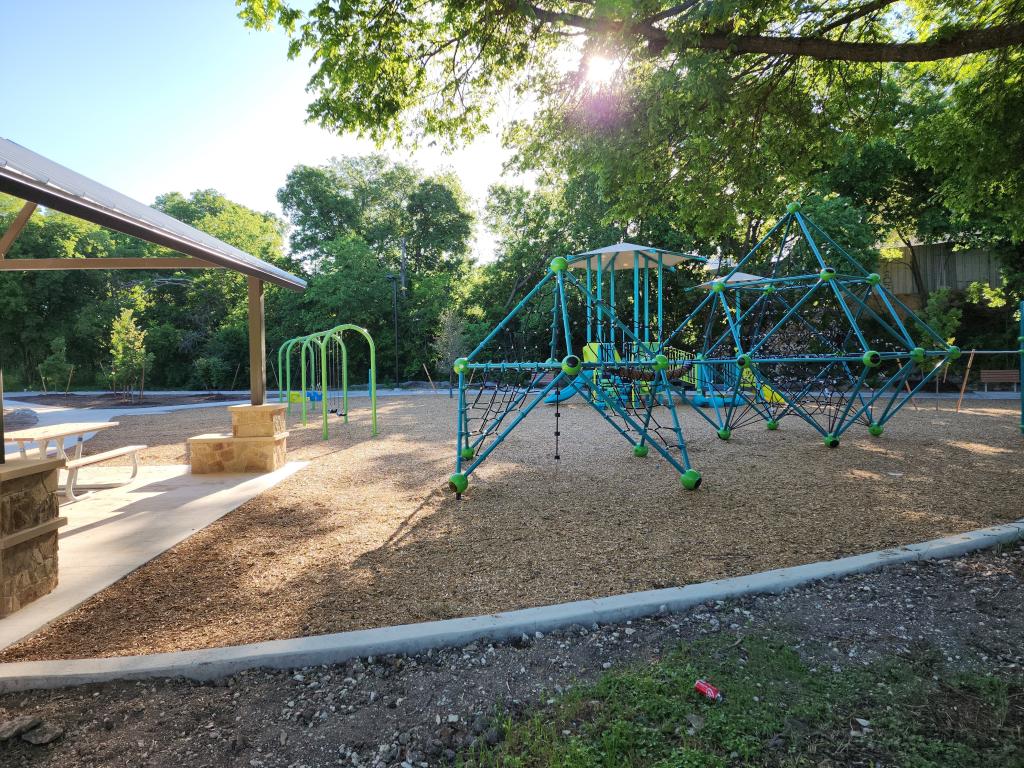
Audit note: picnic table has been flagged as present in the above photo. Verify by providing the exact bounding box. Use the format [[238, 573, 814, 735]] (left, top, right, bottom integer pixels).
[[3, 422, 148, 501], [4, 421, 120, 460]]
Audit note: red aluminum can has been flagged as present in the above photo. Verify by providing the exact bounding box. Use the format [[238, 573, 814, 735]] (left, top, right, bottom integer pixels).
[[694, 679, 722, 702]]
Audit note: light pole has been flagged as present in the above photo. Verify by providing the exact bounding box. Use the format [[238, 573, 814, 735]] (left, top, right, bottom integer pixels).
[[386, 273, 400, 387]]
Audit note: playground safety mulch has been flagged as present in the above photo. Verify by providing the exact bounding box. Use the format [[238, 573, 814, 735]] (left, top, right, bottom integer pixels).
[[2, 396, 1022, 661]]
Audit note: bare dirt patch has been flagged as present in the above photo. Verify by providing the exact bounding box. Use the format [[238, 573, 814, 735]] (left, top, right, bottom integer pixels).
[[2, 409, 38, 430], [13, 392, 238, 409], [1, 395, 1021, 662]]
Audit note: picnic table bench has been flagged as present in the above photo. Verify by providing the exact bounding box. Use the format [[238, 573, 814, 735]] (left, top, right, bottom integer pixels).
[[979, 369, 1021, 392], [3, 422, 147, 501]]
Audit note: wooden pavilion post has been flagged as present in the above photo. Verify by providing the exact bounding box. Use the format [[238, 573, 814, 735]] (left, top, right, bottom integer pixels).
[[247, 276, 266, 406], [0, 201, 38, 465]]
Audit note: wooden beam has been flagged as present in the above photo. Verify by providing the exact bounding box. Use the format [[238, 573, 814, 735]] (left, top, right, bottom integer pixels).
[[0, 257, 221, 271], [0, 201, 37, 257], [248, 276, 266, 406]]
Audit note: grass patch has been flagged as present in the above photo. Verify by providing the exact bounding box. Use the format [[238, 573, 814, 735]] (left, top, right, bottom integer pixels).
[[460, 635, 1023, 767]]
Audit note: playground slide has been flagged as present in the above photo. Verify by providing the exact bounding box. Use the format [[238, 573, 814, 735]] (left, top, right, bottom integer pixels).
[[544, 372, 590, 404], [544, 342, 623, 405]]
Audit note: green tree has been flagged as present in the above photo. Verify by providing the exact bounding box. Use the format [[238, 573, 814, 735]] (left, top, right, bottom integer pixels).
[[920, 288, 963, 345], [38, 337, 74, 394], [239, 1, 1024, 146], [108, 309, 154, 398], [275, 156, 475, 381]]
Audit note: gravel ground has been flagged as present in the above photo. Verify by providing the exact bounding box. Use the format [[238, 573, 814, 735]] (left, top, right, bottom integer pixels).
[[1, 542, 1022, 767], [2, 396, 1021, 661]]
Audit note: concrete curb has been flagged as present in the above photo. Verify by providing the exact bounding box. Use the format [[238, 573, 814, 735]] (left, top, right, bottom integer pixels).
[[1, 519, 1021, 693]]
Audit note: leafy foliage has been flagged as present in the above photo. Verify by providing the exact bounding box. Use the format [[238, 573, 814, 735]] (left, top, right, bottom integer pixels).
[[108, 309, 154, 396]]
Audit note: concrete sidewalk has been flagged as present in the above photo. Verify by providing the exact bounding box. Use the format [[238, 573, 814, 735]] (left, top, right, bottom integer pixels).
[[0, 462, 307, 651]]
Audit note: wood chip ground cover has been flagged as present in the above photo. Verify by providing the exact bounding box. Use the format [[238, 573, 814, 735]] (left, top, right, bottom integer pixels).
[[1, 396, 1020, 661]]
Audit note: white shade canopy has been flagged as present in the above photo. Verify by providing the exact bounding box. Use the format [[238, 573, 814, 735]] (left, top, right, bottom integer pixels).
[[0, 137, 306, 291], [568, 242, 704, 271]]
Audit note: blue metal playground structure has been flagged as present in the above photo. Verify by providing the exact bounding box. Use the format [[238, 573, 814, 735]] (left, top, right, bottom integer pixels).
[[448, 203, 1023, 497]]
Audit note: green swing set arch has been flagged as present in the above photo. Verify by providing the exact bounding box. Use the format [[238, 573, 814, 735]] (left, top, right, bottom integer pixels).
[[278, 324, 378, 439]]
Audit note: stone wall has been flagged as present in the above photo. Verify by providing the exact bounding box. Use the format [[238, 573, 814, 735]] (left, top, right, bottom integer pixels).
[[0, 458, 66, 617]]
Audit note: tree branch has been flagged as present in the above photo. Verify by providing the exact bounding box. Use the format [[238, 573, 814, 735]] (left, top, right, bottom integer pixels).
[[685, 23, 1024, 62], [523, 4, 1024, 63]]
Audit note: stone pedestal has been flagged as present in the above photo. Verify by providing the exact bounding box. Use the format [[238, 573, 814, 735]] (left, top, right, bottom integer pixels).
[[0, 457, 67, 618], [188, 404, 288, 474]]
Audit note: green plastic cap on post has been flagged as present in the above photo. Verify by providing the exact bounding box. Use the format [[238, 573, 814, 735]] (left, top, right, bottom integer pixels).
[[819, 267, 836, 282], [633, 444, 649, 458], [550, 256, 569, 273], [909, 347, 926, 364], [460, 446, 475, 460], [736, 353, 752, 369], [680, 469, 702, 490], [653, 353, 669, 371], [766, 419, 779, 431], [823, 434, 840, 448], [868, 423, 884, 437], [866, 272, 881, 285], [716, 428, 732, 441], [453, 357, 470, 375], [946, 345, 962, 361], [561, 354, 582, 376], [862, 350, 881, 368], [448, 473, 468, 494], [786, 201, 801, 214]]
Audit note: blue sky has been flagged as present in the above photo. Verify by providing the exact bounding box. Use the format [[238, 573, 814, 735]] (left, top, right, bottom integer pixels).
[[0, 0, 517, 258]]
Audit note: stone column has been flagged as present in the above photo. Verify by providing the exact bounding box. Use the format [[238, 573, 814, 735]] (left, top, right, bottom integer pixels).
[[0, 457, 66, 617], [188, 404, 288, 474]]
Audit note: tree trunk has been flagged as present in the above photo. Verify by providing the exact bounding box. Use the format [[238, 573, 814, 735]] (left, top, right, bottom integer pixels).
[[896, 229, 928, 307]]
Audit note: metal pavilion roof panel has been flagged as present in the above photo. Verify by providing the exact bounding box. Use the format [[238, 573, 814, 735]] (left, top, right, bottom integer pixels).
[[0, 138, 305, 291]]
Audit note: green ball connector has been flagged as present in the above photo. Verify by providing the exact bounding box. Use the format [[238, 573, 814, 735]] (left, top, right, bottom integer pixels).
[[866, 272, 881, 286], [736, 353, 752, 368], [946, 345, 961, 360], [717, 428, 732, 441], [819, 267, 836, 282], [561, 354, 582, 376], [709, 279, 726, 293], [786, 201, 801, 214], [633, 444, 649, 458], [762, 284, 777, 294], [448, 473, 468, 494], [653, 353, 669, 371], [862, 350, 881, 368], [453, 357, 470, 375], [550, 256, 569, 273], [909, 347, 926, 364], [460, 446, 475, 460], [823, 434, 840, 448], [766, 419, 779, 431], [680, 469, 702, 490], [868, 423, 884, 437]]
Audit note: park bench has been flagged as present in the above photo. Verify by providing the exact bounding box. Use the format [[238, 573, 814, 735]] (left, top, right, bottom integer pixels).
[[64, 444, 147, 502], [979, 369, 1021, 392]]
